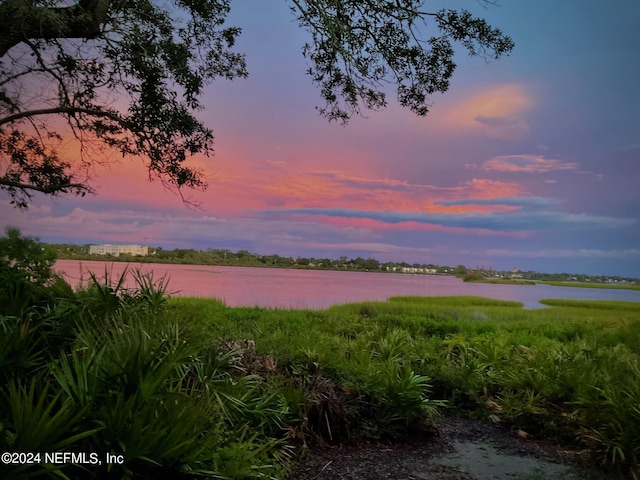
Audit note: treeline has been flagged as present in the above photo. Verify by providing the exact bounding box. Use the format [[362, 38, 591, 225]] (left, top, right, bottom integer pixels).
[[48, 243, 639, 284], [48, 243, 461, 273], [475, 267, 639, 285], [520, 271, 638, 284]]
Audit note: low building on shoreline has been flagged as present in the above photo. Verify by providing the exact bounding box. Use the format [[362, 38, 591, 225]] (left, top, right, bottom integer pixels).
[[88, 244, 148, 257]]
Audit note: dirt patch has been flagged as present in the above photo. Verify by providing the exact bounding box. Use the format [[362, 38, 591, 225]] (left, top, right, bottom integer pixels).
[[289, 416, 619, 480]]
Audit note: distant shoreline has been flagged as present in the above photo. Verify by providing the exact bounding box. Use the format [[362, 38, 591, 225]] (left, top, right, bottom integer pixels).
[[463, 276, 640, 291], [54, 257, 640, 292], [47, 242, 639, 284], [538, 280, 640, 291]]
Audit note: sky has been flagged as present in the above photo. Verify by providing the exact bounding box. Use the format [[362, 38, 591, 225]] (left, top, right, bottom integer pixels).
[[2, 0, 639, 277]]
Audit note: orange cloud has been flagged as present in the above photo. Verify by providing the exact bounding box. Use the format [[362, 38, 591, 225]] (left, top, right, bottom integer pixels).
[[442, 83, 534, 140]]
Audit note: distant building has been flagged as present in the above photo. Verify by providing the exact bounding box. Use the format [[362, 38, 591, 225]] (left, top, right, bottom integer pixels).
[[398, 267, 437, 274], [89, 244, 148, 257]]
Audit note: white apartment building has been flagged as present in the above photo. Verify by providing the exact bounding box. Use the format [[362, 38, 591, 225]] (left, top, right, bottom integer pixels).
[[88, 244, 148, 257]]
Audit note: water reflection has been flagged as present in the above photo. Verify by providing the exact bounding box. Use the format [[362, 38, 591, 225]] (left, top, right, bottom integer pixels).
[[55, 260, 640, 309]]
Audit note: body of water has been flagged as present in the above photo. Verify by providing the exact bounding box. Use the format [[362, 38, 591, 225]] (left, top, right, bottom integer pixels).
[[54, 260, 640, 309]]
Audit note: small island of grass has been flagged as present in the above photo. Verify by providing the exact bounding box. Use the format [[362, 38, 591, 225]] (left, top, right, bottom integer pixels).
[[539, 280, 640, 291], [460, 272, 640, 291], [461, 271, 535, 285]]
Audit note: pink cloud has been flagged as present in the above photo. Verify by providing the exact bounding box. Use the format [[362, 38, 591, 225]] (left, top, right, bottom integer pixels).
[[256, 170, 525, 214], [473, 154, 579, 173]]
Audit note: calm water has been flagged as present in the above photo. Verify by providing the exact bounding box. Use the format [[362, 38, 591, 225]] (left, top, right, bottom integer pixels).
[[55, 260, 640, 309]]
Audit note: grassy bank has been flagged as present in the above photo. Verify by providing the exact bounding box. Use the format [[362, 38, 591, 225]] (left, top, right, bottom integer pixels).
[[461, 273, 640, 290], [462, 276, 536, 285], [540, 281, 640, 291]]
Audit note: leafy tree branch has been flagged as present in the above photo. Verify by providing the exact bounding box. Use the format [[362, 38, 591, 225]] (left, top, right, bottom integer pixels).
[[0, 0, 513, 208]]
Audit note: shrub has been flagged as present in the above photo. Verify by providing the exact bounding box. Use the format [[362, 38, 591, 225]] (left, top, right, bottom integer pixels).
[[0, 227, 57, 316], [462, 271, 485, 282], [0, 255, 293, 478]]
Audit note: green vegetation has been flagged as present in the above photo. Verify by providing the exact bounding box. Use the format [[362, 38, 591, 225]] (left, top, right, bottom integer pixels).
[[540, 281, 640, 291], [464, 277, 640, 290], [460, 270, 638, 289], [461, 271, 535, 285], [174, 295, 640, 478], [3, 229, 640, 478], [52, 243, 452, 274], [50, 242, 640, 287], [1, 229, 292, 479]]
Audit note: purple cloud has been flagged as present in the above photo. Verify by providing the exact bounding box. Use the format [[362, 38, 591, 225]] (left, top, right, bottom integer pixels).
[[260, 203, 635, 232], [434, 196, 560, 209]]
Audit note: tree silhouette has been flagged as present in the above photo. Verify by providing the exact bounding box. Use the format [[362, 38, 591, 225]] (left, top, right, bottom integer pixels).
[[0, 0, 513, 208]]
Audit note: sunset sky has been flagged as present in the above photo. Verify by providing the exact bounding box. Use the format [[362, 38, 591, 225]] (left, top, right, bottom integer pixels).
[[2, 0, 639, 277]]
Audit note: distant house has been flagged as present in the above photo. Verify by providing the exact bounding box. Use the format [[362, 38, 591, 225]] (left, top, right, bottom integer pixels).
[[88, 244, 148, 257], [510, 266, 523, 279]]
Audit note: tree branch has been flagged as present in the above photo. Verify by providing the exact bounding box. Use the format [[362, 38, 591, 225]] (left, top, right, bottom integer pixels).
[[0, 106, 124, 128], [0, 177, 90, 195], [0, 0, 112, 57]]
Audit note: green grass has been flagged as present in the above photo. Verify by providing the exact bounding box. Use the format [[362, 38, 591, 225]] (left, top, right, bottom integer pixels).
[[540, 281, 640, 291], [539, 298, 640, 311], [463, 276, 536, 285], [168, 295, 640, 477], [457, 276, 639, 290]]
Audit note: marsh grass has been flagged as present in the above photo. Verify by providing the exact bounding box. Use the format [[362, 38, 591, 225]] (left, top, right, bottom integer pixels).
[[540, 298, 640, 311], [540, 281, 640, 291], [171, 295, 640, 477]]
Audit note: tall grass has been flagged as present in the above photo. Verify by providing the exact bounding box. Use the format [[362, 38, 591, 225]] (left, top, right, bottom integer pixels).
[[171, 295, 640, 477]]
